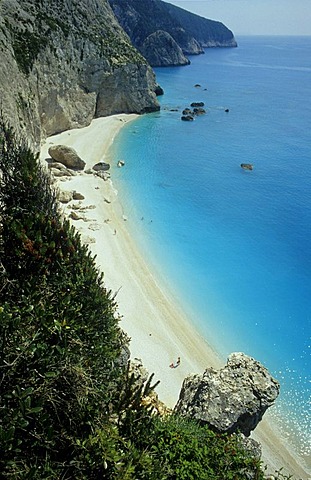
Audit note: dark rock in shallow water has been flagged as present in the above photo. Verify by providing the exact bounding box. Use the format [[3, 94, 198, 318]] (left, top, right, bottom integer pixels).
[[182, 108, 192, 115], [191, 101, 205, 107], [241, 163, 253, 171], [181, 115, 194, 121], [174, 352, 280, 436], [193, 107, 206, 115], [155, 84, 164, 96]]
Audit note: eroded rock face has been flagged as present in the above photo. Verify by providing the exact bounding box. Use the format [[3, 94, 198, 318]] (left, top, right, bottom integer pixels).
[[0, 0, 159, 147], [174, 352, 280, 436], [165, 2, 237, 49], [140, 30, 190, 67]]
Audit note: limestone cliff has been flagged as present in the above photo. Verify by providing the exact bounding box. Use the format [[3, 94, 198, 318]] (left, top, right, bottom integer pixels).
[[164, 2, 237, 49], [109, 0, 237, 67], [141, 31, 190, 67], [0, 0, 159, 147]]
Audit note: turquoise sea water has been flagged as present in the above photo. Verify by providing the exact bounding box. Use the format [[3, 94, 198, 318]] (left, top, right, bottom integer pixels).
[[111, 37, 311, 459]]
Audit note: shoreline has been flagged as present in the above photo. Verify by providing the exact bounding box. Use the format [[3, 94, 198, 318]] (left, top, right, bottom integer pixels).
[[40, 114, 310, 479]]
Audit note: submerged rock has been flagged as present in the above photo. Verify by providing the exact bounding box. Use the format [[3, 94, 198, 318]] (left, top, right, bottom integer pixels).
[[241, 163, 253, 171], [174, 352, 280, 436], [182, 108, 192, 115], [191, 101, 205, 107], [193, 107, 206, 115]]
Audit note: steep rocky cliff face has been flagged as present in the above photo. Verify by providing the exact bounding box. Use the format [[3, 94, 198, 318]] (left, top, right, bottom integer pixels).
[[0, 0, 159, 147], [109, 0, 237, 67], [141, 30, 190, 67], [164, 2, 237, 48]]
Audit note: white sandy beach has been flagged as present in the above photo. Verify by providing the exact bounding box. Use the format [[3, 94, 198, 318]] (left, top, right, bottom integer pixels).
[[40, 115, 310, 479]]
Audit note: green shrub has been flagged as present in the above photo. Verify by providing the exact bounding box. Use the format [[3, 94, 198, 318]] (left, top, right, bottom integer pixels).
[[0, 122, 126, 477], [118, 414, 265, 480]]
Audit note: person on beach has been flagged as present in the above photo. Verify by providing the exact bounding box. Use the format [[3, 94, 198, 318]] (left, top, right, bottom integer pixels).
[[169, 357, 181, 368]]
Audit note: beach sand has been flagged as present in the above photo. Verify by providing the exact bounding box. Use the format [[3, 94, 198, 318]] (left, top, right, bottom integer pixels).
[[40, 114, 310, 479]]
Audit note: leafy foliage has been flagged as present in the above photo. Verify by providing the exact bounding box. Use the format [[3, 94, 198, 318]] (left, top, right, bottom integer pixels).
[[0, 123, 126, 477]]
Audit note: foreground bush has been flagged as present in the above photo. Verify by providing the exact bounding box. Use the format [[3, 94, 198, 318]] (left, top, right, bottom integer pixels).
[[0, 124, 127, 477]]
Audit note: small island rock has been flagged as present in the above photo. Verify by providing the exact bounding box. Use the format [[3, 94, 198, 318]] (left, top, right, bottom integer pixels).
[[193, 107, 206, 115], [182, 108, 192, 115], [241, 163, 253, 171], [191, 101, 205, 107]]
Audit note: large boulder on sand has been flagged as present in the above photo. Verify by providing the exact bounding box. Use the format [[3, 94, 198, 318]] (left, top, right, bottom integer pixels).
[[174, 352, 280, 436], [48, 145, 86, 170]]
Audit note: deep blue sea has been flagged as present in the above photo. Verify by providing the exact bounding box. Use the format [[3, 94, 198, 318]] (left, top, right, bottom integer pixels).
[[111, 36, 311, 458]]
